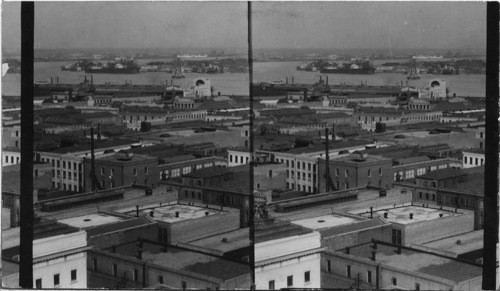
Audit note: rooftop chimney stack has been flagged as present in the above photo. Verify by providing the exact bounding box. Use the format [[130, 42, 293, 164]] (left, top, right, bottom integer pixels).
[[409, 213, 414, 219], [383, 212, 388, 219], [136, 205, 139, 217], [175, 211, 180, 218], [370, 207, 373, 218]]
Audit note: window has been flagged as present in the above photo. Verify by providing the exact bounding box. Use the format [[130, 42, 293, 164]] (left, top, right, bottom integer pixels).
[[336, 168, 339, 176], [432, 194, 436, 201], [269, 170, 273, 178], [145, 166, 149, 174], [287, 275, 293, 287], [36, 278, 42, 289], [392, 229, 402, 245], [110, 168, 114, 176], [112, 264, 118, 276], [269, 280, 275, 290], [346, 265, 351, 278], [379, 168, 382, 175], [415, 283, 420, 291], [101, 167, 105, 175], [419, 192, 423, 199], [133, 168, 137, 176], [229, 155, 233, 163], [368, 169, 371, 177], [93, 258, 98, 271], [133, 269, 138, 282], [54, 274, 60, 286], [345, 169, 349, 177], [327, 259, 331, 272], [158, 275, 164, 284], [71, 269, 77, 282], [425, 193, 429, 200], [304, 271, 310, 283], [392, 277, 397, 286], [367, 270, 372, 283]]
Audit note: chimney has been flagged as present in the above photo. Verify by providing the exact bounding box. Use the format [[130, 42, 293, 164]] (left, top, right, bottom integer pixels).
[[370, 207, 373, 218], [150, 211, 154, 217], [136, 205, 139, 217], [90, 127, 96, 191], [205, 211, 209, 216], [409, 213, 414, 219], [218, 92, 221, 97], [325, 127, 330, 192], [383, 212, 388, 219], [439, 213, 443, 218], [371, 250, 376, 261], [175, 211, 180, 218]]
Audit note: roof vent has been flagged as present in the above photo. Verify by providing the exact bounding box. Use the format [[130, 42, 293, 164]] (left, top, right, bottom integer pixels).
[[222, 237, 228, 243], [116, 151, 133, 160]]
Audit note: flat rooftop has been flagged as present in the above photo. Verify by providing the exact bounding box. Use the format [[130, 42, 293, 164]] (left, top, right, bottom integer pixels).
[[187, 228, 250, 253], [357, 206, 458, 225], [112, 241, 250, 280], [58, 213, 128, 229], [421, 230, 483, 255], [292, 214, 360, 230], [116, 203, 226, 223], [349, 242, 482, 282]]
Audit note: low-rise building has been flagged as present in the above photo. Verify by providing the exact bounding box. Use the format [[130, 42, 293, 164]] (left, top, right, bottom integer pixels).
[[321, 240, 482, 290], [255, 219, 323, 289], [2, 220, 89, 289]]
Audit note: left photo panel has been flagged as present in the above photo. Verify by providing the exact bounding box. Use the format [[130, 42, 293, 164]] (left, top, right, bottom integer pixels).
[[2, 2, 253, 289]]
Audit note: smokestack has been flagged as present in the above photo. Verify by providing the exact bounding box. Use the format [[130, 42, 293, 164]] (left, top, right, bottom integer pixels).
[[90, 127, 96, 191], [325, 127, 330, 192], [175, 211, 179, 218]]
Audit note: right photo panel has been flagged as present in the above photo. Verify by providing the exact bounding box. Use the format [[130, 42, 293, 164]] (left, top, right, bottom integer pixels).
[[251, 2, 488, 290]]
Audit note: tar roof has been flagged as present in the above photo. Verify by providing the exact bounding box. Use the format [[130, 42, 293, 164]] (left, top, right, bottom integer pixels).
[[85, 216, 154, 237], [187, 228, 250, 253], [421, 230, 483, 255], [182, 166, 232, 179], [255, 218, 313, 243], [416, 168, 466, 180], [349, 242, 482, 282], [112, 241, 250, 280], [358, 206, 459, 225]]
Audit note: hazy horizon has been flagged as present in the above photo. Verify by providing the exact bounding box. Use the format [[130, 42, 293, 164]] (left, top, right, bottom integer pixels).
[[2, 2, 486, 53]]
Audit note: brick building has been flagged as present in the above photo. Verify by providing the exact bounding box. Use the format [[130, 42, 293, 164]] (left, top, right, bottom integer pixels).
[[83, 151, 159, 191], [318, 152, 393, 192]]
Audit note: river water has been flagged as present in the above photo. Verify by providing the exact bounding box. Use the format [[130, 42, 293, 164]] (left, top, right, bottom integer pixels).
[[2, 59, 485, 97]]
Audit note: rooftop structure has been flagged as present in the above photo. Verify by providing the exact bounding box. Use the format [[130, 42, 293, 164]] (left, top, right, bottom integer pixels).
[[292, 213, 360, 230], [359, 205, 455, 225], [58, 212, 128, 229]]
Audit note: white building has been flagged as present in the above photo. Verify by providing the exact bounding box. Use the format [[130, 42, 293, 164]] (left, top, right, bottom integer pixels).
[[184, 78, 212, 99], [2, 222, 89, 289], [419, 79, 447, 99], [255, 221, 322, 290]]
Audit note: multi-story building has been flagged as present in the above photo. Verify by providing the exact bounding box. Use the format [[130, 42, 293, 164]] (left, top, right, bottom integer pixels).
[[321, 240, 482, 290], [318, 152, 393, 192], [255, 219, 322, 290], [354, 107, 442, 131], [2, 220, 89, 289], [2, 124, 21, 149], [2, 148, 21, 166], [83, 151, 159, 191], [36, 139, 136, 192]]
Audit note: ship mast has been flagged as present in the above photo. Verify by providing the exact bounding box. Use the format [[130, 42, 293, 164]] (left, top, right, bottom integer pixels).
[[388, 35, 393, 60]]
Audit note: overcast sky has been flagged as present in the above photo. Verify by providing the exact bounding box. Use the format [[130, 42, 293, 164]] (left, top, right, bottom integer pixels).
[[2, 1, 486, 51], [252, 2, 486, 50]]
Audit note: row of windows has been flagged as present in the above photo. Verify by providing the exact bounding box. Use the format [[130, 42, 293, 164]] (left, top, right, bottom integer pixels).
[[52, 182, 82, 192], [325, 261, 419, 290], [287, 183, 314, 193], [334, 168, 382, 177], [463, 156, 484, 166], [285, 160, 316, 172], [287, 170, 316, 182], [46, 158, 82, 172], [228, 154, 249, 164], [35, 269, 77, 289], [419, 192, 477, 208], [101, 166, 148, 176], [4, 155, 20, 164], [53, 170, 82, 182], [268, 271, 310, 289]]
